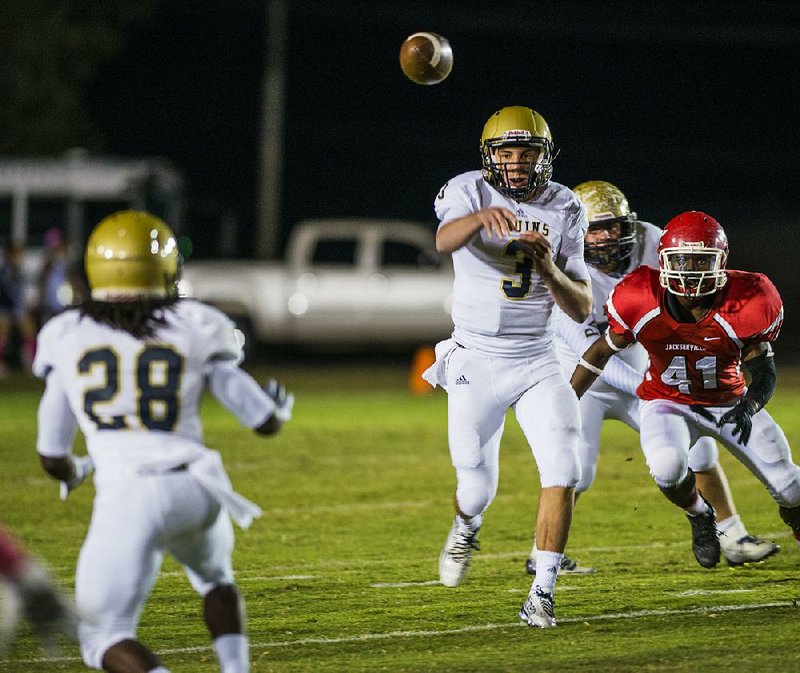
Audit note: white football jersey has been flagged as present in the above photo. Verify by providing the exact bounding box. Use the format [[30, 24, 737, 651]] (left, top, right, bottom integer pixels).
[[33, 300, 256, 471], [554, 220, 662, 387], [435, 170, 589, 358]]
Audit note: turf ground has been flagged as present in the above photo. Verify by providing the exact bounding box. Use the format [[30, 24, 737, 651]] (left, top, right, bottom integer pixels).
[[1, 361, 800, 672]]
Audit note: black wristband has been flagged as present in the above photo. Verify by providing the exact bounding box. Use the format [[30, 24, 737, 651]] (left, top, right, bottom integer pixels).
[[742, 352, 776, 413], [740, 398, 760, 415]]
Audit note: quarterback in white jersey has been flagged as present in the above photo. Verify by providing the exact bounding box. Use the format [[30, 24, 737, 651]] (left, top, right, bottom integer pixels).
[[435, 170, 588, 358], [528, 181, 778, 572], [34, 211, 294, 673], [423, 106, 592, 629]]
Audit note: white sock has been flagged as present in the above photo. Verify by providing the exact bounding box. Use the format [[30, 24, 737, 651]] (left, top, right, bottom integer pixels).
[[214, 633, 249, 673], [684, 492, 710, 517], [717, 514, 746, 539], [532, 548, 562, 596]]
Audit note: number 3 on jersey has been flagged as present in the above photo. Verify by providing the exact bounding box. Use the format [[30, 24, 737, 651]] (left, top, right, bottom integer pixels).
[[502, 240, 534, 299], [79, 346, 184, 431], [660, 355, 718, 394]]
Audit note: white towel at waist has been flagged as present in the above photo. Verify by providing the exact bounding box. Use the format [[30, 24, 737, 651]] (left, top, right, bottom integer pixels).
[[187, 450, 263, 529], [421, 338, 458, 390]]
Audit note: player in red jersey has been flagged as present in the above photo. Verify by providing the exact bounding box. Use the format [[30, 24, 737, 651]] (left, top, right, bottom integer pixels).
[[0, 525, 79, 652], [570, 211, 800, 567]]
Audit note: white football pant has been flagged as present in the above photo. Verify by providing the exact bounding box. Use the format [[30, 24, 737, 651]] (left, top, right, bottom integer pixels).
[[576, 383, 718, 493], [77, 470, 235, 669], [639, 399, 800, 507], [443, 346, 581, 517]]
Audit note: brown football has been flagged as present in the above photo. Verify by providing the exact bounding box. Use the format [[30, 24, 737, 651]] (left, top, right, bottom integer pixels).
[[399, 32, 453, 85]]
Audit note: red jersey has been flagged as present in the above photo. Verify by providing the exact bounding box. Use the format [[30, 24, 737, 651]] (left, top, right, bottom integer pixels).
[[606, 267, 784, 405], [0, 527, 26, 578]]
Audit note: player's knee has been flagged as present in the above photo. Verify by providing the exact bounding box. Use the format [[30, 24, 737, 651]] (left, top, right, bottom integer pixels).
[[189, 570, 234, 596], [538, 456, 580, 489], [575, 475, 593, 494], [774, 486, 800, 509], [687, 439, 717, 472], [575, 441, 599, 493], [646, 450, 688, 488], [530, 427, 581, 489], [575, 461, 597, 493], [455, 466, 497, 516], [76, 577, 140, 669], [455, 484, 492, 517], [771, 467, 800, 509], [80, 628, 135, 670]]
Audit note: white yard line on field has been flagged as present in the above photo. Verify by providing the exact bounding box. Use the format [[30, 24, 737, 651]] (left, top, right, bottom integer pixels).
[[239, 575, 317, 582], [9, 600, 797, 665], [669, 588, 755, 596]]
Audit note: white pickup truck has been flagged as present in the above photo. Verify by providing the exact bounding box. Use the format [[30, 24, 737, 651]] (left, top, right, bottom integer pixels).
[[179, 218, 454, 349]]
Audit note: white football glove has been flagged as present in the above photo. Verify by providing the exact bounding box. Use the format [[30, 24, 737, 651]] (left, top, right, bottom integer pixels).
[[264, 378, 295, 423], [59, 455, 95, 501]]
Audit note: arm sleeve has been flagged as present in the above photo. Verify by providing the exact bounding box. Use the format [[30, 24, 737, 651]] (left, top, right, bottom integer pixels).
[[742, 276, 784, 347], [36, 373, 78, 458], [555, 200, 590, 281], [32, 317, 61, 379], [563, 256, 591, 283], [599, 347, 644, 395], [185, 301, 245, 369], [434, 176, 481, 225], [206, 361, 276, 429], [557, 315, 643, 396], [605, 287, 636, 341], [742, 349, 777, 412]]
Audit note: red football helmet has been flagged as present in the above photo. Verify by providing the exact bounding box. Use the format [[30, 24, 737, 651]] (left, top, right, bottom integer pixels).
[[658, 211, 729, 298]]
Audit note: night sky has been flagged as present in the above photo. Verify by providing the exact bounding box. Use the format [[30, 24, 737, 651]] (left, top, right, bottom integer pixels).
[[86, 0, 800, 354]]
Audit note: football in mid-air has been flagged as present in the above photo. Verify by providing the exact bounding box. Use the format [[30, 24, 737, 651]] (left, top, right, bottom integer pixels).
[[399, 32, 453, 85]]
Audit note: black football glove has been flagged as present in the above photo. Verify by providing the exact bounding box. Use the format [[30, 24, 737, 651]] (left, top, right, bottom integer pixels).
[[264, 378, 294, 422], [717, 399, 757, 446]]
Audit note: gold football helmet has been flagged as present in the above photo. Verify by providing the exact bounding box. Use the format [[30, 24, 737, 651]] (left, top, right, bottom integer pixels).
[[573, 180, 637, 267], [480, 106, 555, 201], [85, 210, 180, 300]]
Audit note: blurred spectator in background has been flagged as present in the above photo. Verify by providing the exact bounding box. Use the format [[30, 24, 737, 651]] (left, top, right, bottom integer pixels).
[[0, 243, 37, 373], [37, 227, 82, 326]]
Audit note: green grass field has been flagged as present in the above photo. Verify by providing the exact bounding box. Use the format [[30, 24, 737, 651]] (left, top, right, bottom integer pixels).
[[2, 362, 800, 672]]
